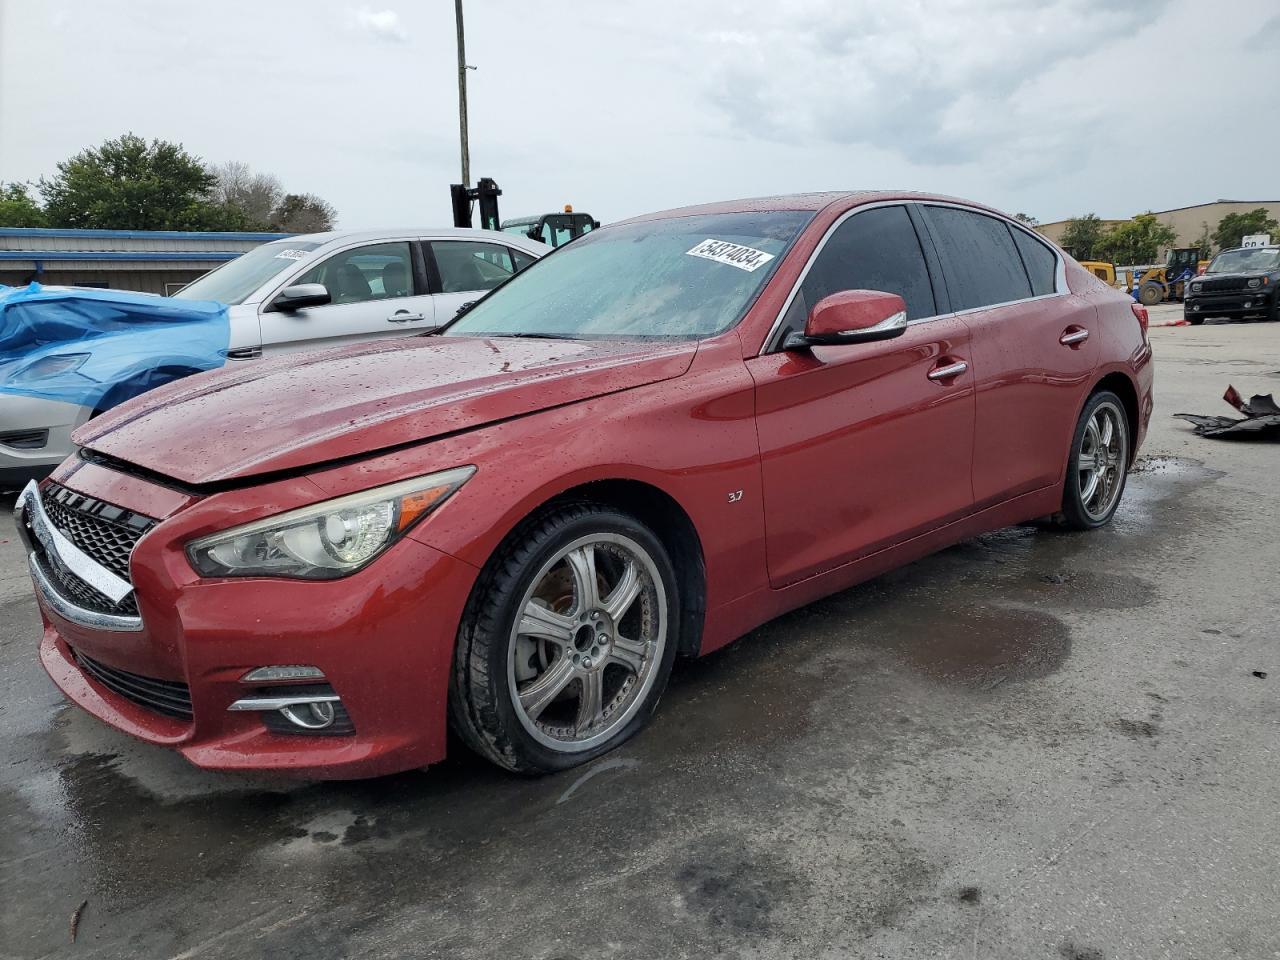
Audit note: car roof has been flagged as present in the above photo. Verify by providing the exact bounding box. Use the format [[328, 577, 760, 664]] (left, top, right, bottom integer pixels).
[[614, 190, 1008, 225], [281, 227, 545, 253], [1217, 245, 1279, 253]]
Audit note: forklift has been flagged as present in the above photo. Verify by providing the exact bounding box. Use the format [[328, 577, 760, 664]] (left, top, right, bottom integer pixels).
[[449, 180, 599, 249], [500, 207, 600, 248]]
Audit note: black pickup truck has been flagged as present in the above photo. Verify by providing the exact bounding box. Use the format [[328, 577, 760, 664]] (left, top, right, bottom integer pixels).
[[1184, 245, 1280, 324]]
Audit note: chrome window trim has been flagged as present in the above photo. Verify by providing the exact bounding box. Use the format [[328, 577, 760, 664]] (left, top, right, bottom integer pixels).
[[760, 199, 1068, 355]]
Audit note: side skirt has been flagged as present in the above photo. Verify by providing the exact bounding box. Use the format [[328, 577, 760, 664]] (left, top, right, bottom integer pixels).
[[697, 484, 1062, 656]]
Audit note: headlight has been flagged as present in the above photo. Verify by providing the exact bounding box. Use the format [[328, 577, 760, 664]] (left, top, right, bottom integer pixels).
[[1190, 282, 1202, 293], [12, 353, 90, 382], [1247, 278, 1261, 288], [187, 466, 475, 579]]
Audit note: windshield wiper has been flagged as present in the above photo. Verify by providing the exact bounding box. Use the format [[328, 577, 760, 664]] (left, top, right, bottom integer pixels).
[[490, 332, 582, 341]]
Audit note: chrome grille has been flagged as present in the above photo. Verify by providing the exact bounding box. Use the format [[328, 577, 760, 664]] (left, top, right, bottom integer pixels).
[[32, 484, 156, 617], [73, 650, 193, 721]]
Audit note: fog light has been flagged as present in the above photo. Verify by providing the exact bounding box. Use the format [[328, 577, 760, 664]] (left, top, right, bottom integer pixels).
[[280, 700, 336, 730], [228, 683, 355, 736], [1192, 304, 1201, 311]]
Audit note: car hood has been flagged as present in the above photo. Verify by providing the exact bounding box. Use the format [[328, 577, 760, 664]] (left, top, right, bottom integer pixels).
[[76, 335, 698, 485]]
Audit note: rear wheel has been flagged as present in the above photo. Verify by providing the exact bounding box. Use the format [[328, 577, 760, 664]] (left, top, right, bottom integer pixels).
[[1060, 391, 1130, 530], [450, 503, 679, 774]]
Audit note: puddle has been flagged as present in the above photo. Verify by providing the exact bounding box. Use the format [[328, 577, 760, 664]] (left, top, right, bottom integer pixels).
[[860, 605, 1071, 687]]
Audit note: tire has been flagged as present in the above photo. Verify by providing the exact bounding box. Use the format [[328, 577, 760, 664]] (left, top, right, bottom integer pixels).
[[1059, 390, 1130, 530], [1138, 283, 1163, 307], [449, 502, 680, 774]]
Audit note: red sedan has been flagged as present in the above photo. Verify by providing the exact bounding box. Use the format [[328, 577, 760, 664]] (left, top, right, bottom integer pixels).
[[14, 192, 1153, 777]]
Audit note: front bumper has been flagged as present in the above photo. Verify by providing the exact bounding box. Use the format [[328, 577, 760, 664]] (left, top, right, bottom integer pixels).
[[17, 470, 481, 779], [1185, 288, 1274, 317], [0, 395, 89, 490]]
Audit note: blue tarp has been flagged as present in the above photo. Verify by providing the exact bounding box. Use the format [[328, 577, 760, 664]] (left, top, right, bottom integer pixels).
[[0, 282, 229, 411]]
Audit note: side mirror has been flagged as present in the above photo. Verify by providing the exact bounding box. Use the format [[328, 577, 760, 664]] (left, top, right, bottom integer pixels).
[[783, 290, 909, 350], [274, 283, 331, 312]]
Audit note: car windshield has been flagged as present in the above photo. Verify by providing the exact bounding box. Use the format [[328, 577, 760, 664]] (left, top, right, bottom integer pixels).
[[1206, 249, 1280, 274], [171, 240, 322, 304], [444, 211, 812, 340]]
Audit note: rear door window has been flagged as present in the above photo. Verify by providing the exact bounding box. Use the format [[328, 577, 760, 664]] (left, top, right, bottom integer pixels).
[[778, 204, 936, 343], [430, 241, 516, 293], [1011, 228, 1058, 297], [923, 206, 1033, 311]]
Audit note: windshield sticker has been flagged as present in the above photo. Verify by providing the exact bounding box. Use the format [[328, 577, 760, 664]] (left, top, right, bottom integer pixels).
[[686, 238, 776, 273], [274, 249, 309, 261]]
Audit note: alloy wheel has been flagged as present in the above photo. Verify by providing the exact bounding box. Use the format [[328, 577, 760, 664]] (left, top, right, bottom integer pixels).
[[506, 533, 667, 752], [1077, 400, 1128, 522]]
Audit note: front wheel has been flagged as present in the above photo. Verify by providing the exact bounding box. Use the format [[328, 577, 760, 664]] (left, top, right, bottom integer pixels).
[[1139, 283, 1163, 307], [450, 503, 679, 774], [1059, 391, 1130, 530]]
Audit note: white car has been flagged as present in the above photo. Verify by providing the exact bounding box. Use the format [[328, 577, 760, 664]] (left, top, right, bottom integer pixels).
[[0, 228, 546, 488]]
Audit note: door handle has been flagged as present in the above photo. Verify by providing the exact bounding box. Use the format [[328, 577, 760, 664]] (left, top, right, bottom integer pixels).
[[927, 360, 968, 381], [1059, 327, 1090, 346], [387, 311, 426, 323]]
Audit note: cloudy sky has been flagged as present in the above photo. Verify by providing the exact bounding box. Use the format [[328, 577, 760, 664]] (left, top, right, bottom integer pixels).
[[0, 0, 1275, 229]]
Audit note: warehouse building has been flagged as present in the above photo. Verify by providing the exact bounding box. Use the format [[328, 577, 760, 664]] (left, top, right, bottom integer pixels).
[[0, 227, 287, 295], [1038, 200, 1280, 251]]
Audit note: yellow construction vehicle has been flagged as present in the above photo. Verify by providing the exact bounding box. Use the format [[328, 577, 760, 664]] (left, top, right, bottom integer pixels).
[[1081, 249, 1210, 305]]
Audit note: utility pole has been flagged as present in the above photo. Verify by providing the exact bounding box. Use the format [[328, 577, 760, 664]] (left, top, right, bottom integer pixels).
[[454, 0, 470, 189]]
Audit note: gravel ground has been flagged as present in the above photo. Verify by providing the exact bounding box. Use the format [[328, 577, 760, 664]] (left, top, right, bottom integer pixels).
[[1, 312, 1277, 959]]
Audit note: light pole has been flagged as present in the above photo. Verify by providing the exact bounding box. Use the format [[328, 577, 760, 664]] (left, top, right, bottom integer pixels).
[[454, 0, 470, 189]]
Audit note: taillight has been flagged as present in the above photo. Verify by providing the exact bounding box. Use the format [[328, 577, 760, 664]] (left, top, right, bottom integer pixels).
[[1131, 303, 1149, 338]]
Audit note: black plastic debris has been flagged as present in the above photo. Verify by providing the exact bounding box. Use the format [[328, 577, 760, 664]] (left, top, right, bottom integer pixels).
[[1174, 385, 1280, 439], [1253, 671, 1268, 680]]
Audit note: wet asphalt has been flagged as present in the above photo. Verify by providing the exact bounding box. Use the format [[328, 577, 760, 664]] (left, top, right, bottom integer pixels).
[[1, 306, 1278, 959]]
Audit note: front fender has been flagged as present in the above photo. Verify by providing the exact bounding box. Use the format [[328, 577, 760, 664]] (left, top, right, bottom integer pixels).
[[304, 337, 770, 614]]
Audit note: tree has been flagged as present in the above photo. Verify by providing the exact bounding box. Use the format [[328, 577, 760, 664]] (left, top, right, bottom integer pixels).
[[210, 161, 284, 229], [1212, 208, 1279, 251], [1013, 212, 1039, 227], [1096, 213, 1177, 265], [271, 193, 336, 233], [1059, 214, 1106, 261], [39, 133, 227, 230], [0, 182, 47, 227]]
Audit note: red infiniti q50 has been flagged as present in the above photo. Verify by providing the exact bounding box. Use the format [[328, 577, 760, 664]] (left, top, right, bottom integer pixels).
[[15, 193, 1153, 777]]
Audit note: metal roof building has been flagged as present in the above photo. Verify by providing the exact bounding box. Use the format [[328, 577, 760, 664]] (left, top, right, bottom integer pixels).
[[1038, 200, 1280, 252], [0, 228, 288, 295]]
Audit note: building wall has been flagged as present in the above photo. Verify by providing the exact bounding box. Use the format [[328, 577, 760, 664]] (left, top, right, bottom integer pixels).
[[0, 228, 288, 296], [1156, 201, 1280, 247], [1038, 201, 1280, 250], [0, 267, 210, 296]]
